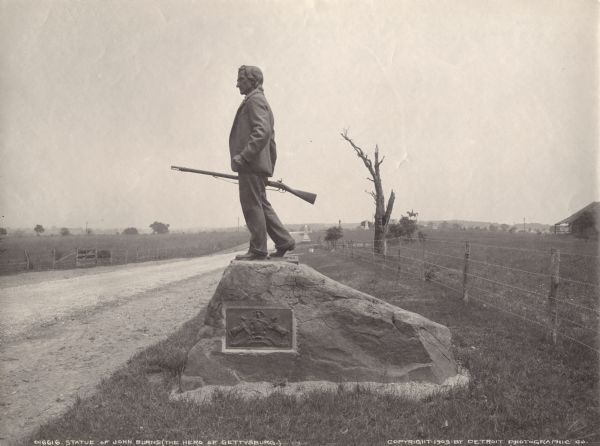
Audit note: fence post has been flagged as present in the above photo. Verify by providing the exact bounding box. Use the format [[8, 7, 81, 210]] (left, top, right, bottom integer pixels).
[[110, 250, 113, 265], [125, 249, 129, 264], [420, 239, 425, 281], [383, 238, 388, 260], [394, 246, 402, 283], [52, 248, 56, 269], [462, 241, 471, 303], [24, 250, 30, 271], [136, 248, 139, 262], [548, 248, 560, 345]]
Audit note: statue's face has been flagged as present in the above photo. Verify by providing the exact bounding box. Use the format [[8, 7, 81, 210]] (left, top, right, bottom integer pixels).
[[236, 73, 253, 95]]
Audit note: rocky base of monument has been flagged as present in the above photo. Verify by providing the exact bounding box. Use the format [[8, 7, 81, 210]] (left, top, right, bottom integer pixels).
[[173, 260, 469, 403]]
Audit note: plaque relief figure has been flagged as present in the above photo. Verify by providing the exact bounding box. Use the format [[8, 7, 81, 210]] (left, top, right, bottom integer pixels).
[[228, 310, 290, 347], [229, 65, 296, 261]]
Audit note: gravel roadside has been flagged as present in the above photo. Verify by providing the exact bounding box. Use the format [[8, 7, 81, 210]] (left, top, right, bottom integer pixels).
[[0, 251, 243, 445]]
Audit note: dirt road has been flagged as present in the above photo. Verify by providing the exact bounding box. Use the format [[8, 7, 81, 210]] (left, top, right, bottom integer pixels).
[[0, 250, 243, 445]]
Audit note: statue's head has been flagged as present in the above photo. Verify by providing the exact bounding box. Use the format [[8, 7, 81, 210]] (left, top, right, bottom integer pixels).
[[237, 65, 263, 95]]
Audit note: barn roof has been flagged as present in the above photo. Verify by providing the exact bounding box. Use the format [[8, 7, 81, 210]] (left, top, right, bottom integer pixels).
[[554, 201, 600, 225]]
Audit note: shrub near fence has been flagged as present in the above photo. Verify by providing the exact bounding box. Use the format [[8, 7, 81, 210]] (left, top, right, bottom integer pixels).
[[333, 235, 599, 354], [0, 232, 249, 275]]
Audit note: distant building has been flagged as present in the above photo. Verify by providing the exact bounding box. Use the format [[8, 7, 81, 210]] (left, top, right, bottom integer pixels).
[[554, 202, 600, 238]]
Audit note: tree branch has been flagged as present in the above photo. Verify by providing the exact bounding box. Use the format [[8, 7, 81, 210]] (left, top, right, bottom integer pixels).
[[341, 130, 376, 177], [383, 190, 396, 227]]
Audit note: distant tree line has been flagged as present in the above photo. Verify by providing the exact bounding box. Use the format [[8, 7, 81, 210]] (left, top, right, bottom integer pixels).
[[150, 221, 169, 234], [387, 216, 418, 240], [11, 221, 172, 236], [325, 226, 343, 249], [426, 221, 530, 233]]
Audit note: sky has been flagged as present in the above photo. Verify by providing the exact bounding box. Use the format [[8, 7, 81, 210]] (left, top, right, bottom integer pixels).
[[1, 0, 598, 231]]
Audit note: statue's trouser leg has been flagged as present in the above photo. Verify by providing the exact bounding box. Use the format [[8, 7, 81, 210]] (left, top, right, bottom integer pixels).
[[238, 174, 294, 255], [260, 177, 295, 251]]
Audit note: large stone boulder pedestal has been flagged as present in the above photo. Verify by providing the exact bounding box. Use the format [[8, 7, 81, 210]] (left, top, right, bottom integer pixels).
[[175, 260, 467, 402]]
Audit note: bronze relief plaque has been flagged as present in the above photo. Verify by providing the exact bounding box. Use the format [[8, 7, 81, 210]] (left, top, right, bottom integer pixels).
[[224, 307, 295, 352]]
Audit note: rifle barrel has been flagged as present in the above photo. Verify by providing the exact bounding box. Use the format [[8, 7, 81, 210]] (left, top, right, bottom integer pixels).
[[171, 165, 317, 205], [171, 166, 238, 181]]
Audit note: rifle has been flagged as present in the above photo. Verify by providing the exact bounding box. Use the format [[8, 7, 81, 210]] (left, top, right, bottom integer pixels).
[[170, 166, 317, 205]]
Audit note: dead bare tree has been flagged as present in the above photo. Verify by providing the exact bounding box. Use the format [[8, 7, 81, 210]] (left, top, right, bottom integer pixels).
[[341, 130, 395, 255]]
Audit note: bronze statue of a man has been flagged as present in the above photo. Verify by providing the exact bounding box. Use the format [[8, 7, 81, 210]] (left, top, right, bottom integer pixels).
[[229, 65, 295, 260]]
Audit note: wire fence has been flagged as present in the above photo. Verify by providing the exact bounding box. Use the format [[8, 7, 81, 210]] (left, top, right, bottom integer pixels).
[[331, 237, 600, 354]]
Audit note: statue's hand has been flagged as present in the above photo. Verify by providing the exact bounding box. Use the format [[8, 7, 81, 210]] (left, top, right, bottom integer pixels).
[[232, 154, 245, 169]]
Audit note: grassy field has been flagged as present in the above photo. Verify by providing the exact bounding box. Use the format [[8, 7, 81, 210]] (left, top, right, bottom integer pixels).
[[324, 228, 599, 346], [24, 232, 599, 444], [321, 228, 599, 291], [0, 231, 249, 274], [338, 227, 599, 257]]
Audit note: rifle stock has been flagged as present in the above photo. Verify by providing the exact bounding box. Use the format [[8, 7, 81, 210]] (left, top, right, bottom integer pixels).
[[266, 180, 317, 205], [171, 165, 317, 205]]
